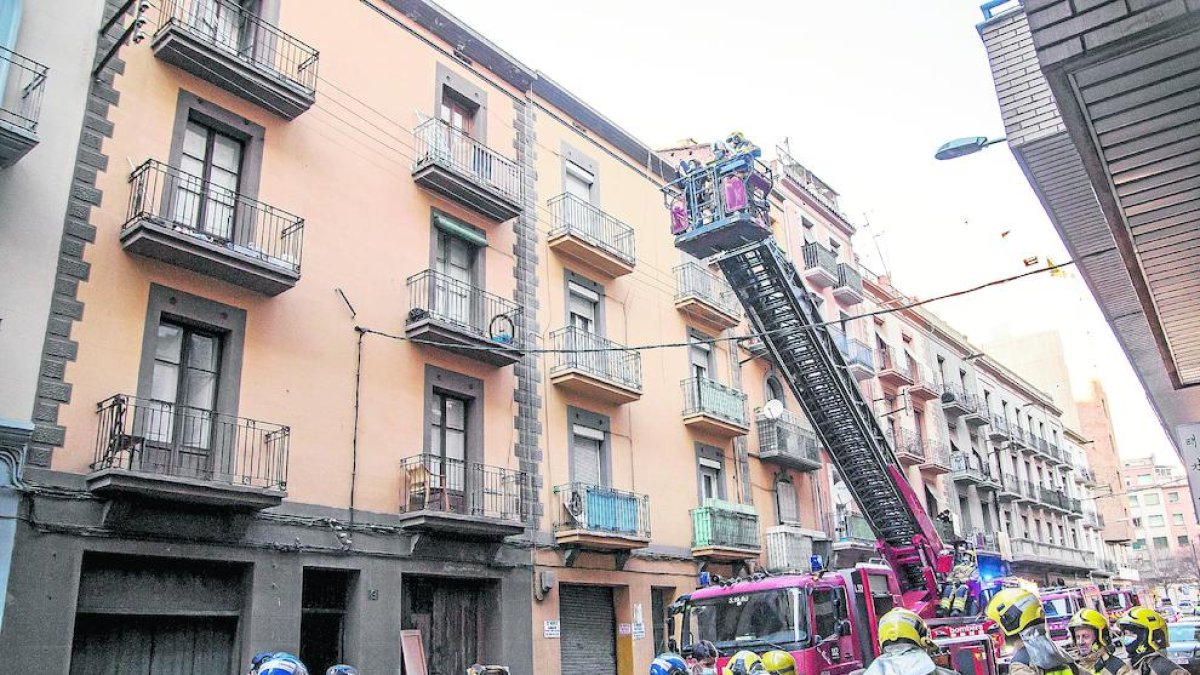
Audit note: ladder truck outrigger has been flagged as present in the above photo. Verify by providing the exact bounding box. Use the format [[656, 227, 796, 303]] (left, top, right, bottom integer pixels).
[[662, 142, 1001, 675]]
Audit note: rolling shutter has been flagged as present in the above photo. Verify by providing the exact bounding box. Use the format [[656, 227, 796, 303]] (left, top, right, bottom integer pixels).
[[559, 584, 616, 675]]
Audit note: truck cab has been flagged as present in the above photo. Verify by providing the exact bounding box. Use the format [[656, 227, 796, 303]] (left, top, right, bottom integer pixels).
[[1040, 588, 1085, 648]]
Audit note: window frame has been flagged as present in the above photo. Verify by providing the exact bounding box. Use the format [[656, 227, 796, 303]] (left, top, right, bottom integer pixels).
[[688, 329, 717, 381], [567, 406, 611, 488], [776, 476, 800, 525], [430, 210, 486, 288], [168, 91, 265, 204], [422, 366, 484, 465], [695, 443, 726, 503], [433, 63, 487, 143], [561, 142, 600, 204], [563, 270, 605, 337]]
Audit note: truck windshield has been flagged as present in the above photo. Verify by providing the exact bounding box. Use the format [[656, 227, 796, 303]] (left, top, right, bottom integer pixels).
[[1043, 598, 1073, 618], [1102, 593, 1129, 611], [685, 589, 806, 652]]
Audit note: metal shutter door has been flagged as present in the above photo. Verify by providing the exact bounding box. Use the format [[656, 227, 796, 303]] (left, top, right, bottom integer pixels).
[[70, 615, 236, 674], [559, 584, 616, 675]]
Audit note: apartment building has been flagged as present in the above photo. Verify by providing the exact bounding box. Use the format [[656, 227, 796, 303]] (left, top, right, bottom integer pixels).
[[0, 0, 107, 631], [1124, 458, 1200, 583]]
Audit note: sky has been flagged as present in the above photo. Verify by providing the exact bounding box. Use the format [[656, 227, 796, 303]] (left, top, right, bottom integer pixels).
[[433, 0, 1180, 466]]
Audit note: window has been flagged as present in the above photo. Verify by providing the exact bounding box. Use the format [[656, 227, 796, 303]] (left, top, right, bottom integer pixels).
[[913, 409, 925, 444], [777, 480, 799, 524], [1172, 513, 1185, 526], [1137, 474, 1151, 485], [174, 120, 243, 240], [1169, 491, 1181, 503], [697, 444, 725, 502], [1144, 493, 1160, 506], [429, 391, 468, 490], [689, 333, 715, 380], [1148, 515, 1165, 527], [1128, 495, 1139, 506], [811, 587, 849, 641], [1132, 517, 1143, 528], [148, 320, 222, 454], [565, 160, 594, 203], [433, 228, 478, 324], [572, 425, 605, 487], [765, 376, 786, 406], [191, 0, 260, 51], [1153, 536, 1169, 550], [1180, 536, 1190, 546], [440, 90, 475, 135], [567, 281, 600, 334], [1132, 539, 1145, 550]]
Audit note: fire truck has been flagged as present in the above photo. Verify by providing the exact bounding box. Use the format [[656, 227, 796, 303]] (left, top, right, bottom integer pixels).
[[661, 144, 1000, 675]]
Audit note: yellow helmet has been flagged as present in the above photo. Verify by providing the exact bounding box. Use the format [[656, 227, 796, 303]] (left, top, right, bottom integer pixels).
[[877, 608, 936, 651], [722, 650, 762, 675], [1117, 606, 1169, 660], [1068, 608, 1112, 649], [985, 587, 1045, 636], [760, 650, 796, 675]]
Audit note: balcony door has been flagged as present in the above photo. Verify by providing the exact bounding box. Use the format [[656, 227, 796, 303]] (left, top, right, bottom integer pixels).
[[434, 230, 477, 329], [188, 0, 259, 56], [440, 91, 489, 182], [142, 320, 222, 479], [173, 120, 243, 243], [429, 391, 468, 511], [567, 281, 601, 374]]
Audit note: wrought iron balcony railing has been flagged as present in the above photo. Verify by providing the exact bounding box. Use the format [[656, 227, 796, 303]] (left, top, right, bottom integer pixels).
[[675, 262, 741, 319], [406, 269, 522, 347], [158, 0, 319, 92], [802, 242, 838, 278], [412, 118, 522, 204], [126, 159, 305, 273], [549, 327, 642, 391], [682, 377, 748, 428], [692, 502, 759, 549], [399, 454, 527, 522], [547, 192, 636, 266], [756, 407, 821, 466], [553, 483, 650, 538], [93, 394, 288, 490], [0, 45, 47, 134]]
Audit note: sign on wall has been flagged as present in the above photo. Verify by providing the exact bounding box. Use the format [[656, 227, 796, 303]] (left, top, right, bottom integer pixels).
[[1173, 423, 1200, 523], [544, 620, 560, 639]]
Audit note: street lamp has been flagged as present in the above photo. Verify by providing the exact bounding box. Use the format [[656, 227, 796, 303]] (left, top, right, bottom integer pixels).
[[934, 136, 1007, 161]]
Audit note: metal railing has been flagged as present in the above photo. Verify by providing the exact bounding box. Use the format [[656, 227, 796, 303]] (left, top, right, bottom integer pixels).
[[1021, 479, 1038, 499], [553, 483, 649, 537], [971, 529, 1000, 553], [1069, 497, 1082, 513], [682, 377, 748, 427], [126, 160, 305, 273], [406, 269, 522, 347], [830, 329, 876, 371], [93, 394, 288, 490], [0, 46, 47, 134], [801, 242, 838, 278], [837, 512, 876, 545], [158, 0, 319, 92], [923, 438, 950, 468], [1048, 443, 1063, 461], [766, 525, 815, 573], [909, 363, 936, 390], [692, 504, 759, 549], [876, 347, 912, 379], [412, 118, 521, 203], [1075, 465, 1095, 483], [951, 453, 995, 482], [836, 262, 862, 295], [399, 454, 526, 521], [675, 262, 741, 319], [990, 415, 1010, 437], [549, 327, 641, 391], [1010, 426, 1028, 448], [547, 193, 636, 266], [889, 428, 926, 462], [1000, 472, 1020, 494], [756, 407, 821, 465], [940, 384, 979, 413]]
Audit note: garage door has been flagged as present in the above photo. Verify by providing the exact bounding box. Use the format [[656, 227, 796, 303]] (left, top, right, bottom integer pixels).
[[70, 614, 237, 674], [559, 584, 616, 675]]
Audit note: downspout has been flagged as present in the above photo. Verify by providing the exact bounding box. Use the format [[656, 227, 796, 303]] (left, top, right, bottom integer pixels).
[[349, 326, 365, 536]]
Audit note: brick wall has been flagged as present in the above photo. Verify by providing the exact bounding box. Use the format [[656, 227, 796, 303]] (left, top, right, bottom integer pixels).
[[1024, 0, 1200, 68], [978, 7, 1067, 148]]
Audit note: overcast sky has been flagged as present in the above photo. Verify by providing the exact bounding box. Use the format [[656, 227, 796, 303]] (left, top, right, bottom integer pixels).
[[433, 0, 1180, 466]]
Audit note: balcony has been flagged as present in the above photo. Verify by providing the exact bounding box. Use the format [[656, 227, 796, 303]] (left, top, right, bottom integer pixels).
[[833, 513, 876, 551], [951, 454, 998, 488], [397, 454, 527, 540], [919, 439, 951, 474], [553, 483, 650, 558], [988, 416, 1011, 443], [1067, 497, 1083, 517], [692, 500, 760, 561], [405, 270, 523, 367], [88, 394, 287, 509], [412, 118, 522, 222], [121, 160, 304, 295], [547, 193, 635, 277], [1010, 428, 1035, 454], [0, 46, 46, 167], [1038, 486, 1068, 512], [832, 263, 864, 305], [766, 524, 823, 573], [1016, 479, 1038, 504], [970, 529, 1001, 555], [830, 329, 875, 380], [549, 327, 642, 404], [756, 407, 821, 472], [674, 262, 742, 331], [889, 429, 926, 466], [998, 473, 1022, 501], [875, 348, 914, 388], [1082, 511, 1101, 529], [152, 0, 317, 119], [682, 377, 749, 437], [1074, 466, 1096, 486], [1043, 442, 1065, 465], [940, 384, 981, 422], [801, 242, 839, 288], [906, 365, 939, 403]]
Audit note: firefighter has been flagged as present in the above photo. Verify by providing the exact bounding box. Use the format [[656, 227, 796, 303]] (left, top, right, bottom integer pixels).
[[760, 651, 797, 675], [690, 640, 720, 675], [254, 652, 309, 675], [938, 545, 979, 617], [985, 587, 1079, 675], [862, 608, 957, 675], [1116, 607, 1187, 675], [722, 650, 762, 675], [325, 667, 358, 675], [1069, 608, 1127, 675]]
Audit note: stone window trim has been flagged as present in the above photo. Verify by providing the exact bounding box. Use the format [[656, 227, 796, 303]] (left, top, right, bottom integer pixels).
[[566, 406, 610, 487], [434, 63, 488, 143], [135, 284, 247, 419], [422, 365, 485, 465], [167, 90, 267, 204]]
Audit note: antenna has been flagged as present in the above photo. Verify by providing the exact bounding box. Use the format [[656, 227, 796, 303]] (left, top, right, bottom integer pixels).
[[863, 213, 893, 279]]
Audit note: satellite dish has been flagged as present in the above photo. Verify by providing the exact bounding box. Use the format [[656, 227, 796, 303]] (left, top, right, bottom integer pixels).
[[762, 399, 785, 420]]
